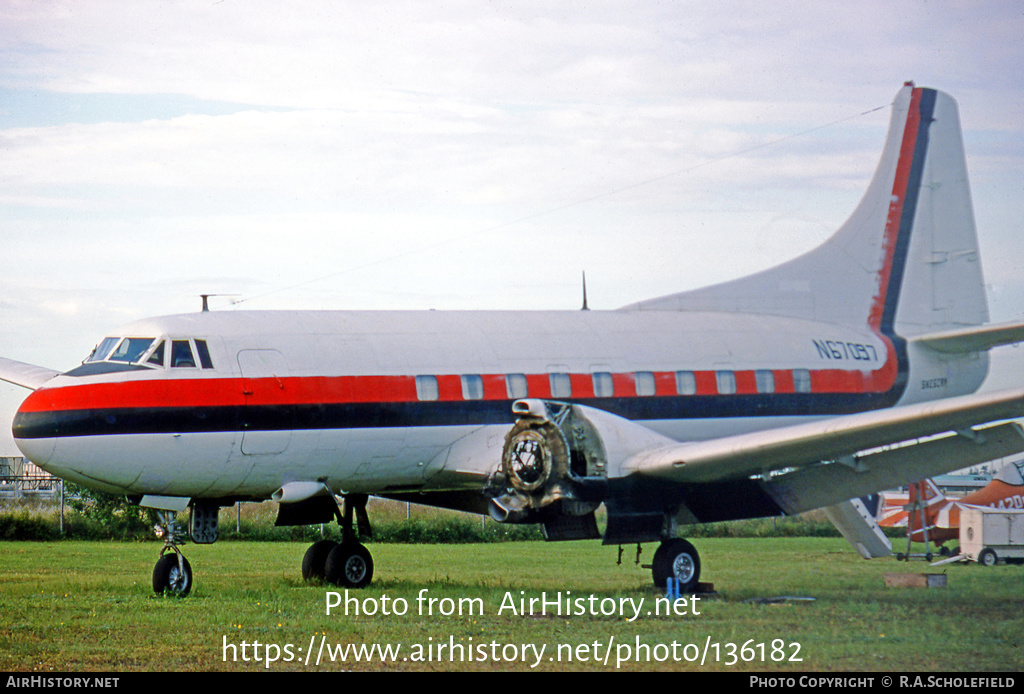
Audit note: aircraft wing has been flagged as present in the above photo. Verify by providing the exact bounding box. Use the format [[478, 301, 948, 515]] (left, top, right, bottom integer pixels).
[[0, 357, 61, 390], [622, 387, 1024, 486], [493, 389, 1024, 542], [614, 391, 1024, 515]]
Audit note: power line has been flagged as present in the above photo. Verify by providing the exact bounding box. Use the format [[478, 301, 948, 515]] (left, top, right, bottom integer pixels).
[[233, 102, 889, 308]]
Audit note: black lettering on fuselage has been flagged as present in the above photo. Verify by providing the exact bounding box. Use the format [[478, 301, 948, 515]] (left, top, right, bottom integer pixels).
[[812, 339, 878, 362]]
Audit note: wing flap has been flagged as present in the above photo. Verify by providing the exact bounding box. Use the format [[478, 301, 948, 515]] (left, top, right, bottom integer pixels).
[[823, 498, 893, 559], [624, 388, 1024, 484], [765, 421, 1024, 513], [0, 357, 61, 390]]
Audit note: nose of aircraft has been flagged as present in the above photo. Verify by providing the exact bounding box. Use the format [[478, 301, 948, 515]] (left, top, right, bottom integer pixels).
[[12, 392, 58, 466], [12, 388, 136, 493], [14, 434, 56, 468]]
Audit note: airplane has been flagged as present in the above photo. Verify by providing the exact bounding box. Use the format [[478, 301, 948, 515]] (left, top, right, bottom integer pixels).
[[878, 459, 1024, 550], [4, 82, 1024, 598]]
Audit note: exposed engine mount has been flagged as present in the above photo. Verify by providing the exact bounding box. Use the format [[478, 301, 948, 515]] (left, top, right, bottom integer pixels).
[[488, 399, 606, 537]]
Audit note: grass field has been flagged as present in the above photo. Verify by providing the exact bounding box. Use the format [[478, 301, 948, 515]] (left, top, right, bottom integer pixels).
[[1, 537, 1021, 672]]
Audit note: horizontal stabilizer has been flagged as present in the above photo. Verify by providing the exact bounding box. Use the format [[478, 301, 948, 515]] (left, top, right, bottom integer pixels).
[[912, 320, 1024, 354], [0, 357, 60, 390]]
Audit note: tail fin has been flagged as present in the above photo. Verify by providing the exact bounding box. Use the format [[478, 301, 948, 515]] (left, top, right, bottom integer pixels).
[[878, 478, 948, 529], [626, 84, 989, 337]]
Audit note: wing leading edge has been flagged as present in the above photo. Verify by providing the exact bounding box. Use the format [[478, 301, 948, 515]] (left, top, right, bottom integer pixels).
[[0, 357, 60, 391], [621, 387, 1024, 515]]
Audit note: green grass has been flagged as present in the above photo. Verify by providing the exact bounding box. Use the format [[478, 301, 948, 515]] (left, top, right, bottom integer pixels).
[[1, 496, 853, 543], [1, 538, 1020, 672]]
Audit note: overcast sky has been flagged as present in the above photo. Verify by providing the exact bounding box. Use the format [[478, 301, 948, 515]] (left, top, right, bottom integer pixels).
[[1, 1, 1022, 455]]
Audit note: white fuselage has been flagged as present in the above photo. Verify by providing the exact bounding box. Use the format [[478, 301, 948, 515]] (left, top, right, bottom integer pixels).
[[13, 308, 985, 500]]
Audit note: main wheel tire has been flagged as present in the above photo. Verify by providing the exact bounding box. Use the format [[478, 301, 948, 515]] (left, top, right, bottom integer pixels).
[[324, 542, 374, 588], [153, 553, 193, 597], [302, 540, 339, 582], [978, 548, 998, 567], [652, 538, 700, 593]]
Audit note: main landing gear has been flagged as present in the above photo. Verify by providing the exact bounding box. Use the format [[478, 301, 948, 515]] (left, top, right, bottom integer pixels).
[[301, 493, 374, 588], [650, 538, 701, 594]]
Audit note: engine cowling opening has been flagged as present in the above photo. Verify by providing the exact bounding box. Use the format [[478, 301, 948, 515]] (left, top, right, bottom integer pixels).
[[488, 400, 605, 528]]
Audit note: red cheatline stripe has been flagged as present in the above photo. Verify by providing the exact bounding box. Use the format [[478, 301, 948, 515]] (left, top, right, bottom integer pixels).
[[18, 365, 901, 414], [860, 86, 924, 395], [869, 87, 922, 331]]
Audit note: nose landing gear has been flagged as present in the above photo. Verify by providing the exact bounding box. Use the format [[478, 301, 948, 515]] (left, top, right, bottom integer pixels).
[[153, 550, 193, 596], [152, 510, 193, 597]]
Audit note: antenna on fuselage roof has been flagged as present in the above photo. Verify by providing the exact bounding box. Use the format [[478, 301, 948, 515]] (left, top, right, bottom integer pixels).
[[199, 294, 238, 312], [581, 271, 589, 311]]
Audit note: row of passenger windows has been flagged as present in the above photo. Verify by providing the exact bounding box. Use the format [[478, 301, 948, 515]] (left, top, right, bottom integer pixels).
[[414, 370, 813, 401]]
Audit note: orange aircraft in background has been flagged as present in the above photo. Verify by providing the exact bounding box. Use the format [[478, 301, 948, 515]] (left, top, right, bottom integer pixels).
[[878, 460, 1024, 548]]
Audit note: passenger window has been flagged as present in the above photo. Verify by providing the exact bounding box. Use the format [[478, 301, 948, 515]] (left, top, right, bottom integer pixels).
[[505, 374, 528, 399], [675, 371, 697, 395], [793, 369, 812, 393], [716, 370, 736, 395], [195, 340, 214, 369], [461, 375, 483, 400], [635, 371, 656, 396], [592, 372, 613, 397], [146, 341, 166, 367], [171, 340, 196, 368], [755, 370, 775, 394], [416, 375, 439, 401], [549, 373, 572, 398]]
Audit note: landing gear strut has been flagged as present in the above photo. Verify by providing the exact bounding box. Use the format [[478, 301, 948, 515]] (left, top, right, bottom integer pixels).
[[301, 493, 374, 588], [152, 510, 193, 596]]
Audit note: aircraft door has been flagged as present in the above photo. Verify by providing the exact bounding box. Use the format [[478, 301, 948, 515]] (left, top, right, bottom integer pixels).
[[237, 349, 292, 455]]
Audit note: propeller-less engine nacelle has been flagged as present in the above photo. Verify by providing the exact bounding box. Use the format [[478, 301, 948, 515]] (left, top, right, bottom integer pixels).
[[489, 399, 607, 530]]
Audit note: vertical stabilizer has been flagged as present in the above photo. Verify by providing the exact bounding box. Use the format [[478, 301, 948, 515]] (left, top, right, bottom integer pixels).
[[625, 84, 988, 338]]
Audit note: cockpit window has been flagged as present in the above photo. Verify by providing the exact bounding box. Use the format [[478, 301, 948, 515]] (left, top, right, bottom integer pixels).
[[171, 340, 196, 368], [87, 337, 121, 363], [80, 335, 213, 371], [108, 338, 156, 363], [146, 340, 166, 367], [194, 340, 214, 369]]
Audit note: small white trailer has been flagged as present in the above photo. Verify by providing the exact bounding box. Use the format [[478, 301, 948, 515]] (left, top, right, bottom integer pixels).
[[959, 505, 1024, 566]]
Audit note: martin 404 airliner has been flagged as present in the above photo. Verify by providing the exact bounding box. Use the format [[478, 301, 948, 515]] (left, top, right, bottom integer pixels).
[[4, 83, 1024, 597]]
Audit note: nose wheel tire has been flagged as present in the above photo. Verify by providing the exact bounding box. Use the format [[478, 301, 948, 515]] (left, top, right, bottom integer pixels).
[[153, 553, 193, 597]]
